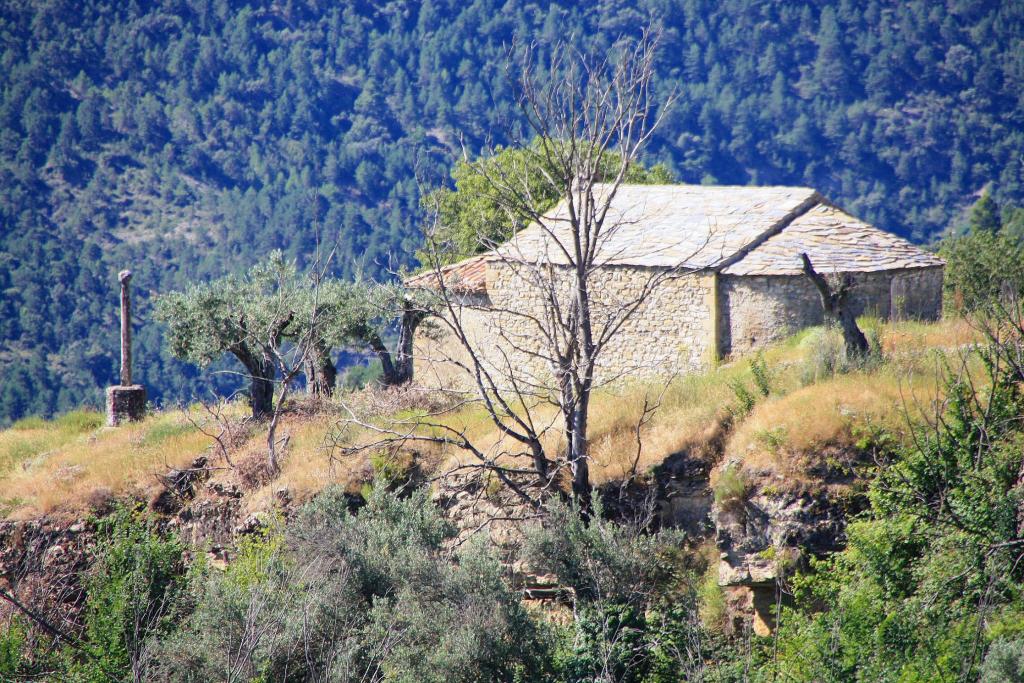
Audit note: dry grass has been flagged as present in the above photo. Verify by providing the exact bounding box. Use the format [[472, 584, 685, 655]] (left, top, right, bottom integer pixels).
[[0, 410, 212, 519], [715, 317, 981, 493], [0, 318, 980, 519], [722, 368, 941, 489], [234, 411, 360, 515]]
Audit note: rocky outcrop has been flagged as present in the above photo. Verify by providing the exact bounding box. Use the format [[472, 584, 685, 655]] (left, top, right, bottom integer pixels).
[[713, 455, 868, 634], [0, 518, 97, 633]]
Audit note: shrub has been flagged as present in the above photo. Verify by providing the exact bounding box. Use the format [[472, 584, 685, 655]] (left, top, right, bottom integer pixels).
[[368, 448, 416, 489], [524, 498, 706, 682], [729, 354, 773, 416], [982, 638, 1024, 683], [940, 229, 1024, 313], [799, 323, 881, 385], [342, 359, 383, 390], [800, 326, 847, 383], [696, 564, 727, 633], [712, 465, 749, 510], [728, 379, 756, 416], [158, 486, 546, 683], [749, 352, 772, 397], [0, 617, 27, 678], [66, 505, 185, 683], [523, 497, 685, 605]]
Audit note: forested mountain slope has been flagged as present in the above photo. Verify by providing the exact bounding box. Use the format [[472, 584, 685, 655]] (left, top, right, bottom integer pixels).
[[1, 0, 1023, 423]]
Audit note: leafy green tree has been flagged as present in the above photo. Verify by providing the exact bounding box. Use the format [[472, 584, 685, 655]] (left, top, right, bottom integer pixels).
[[970, 191, 1002, 234], [941, 206, 1024, 312], [420, 140, 674, 266], [154, 253, 300, 420]]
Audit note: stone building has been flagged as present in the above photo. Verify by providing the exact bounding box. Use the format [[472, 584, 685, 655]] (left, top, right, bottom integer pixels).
[[409, 184, 944, 387]]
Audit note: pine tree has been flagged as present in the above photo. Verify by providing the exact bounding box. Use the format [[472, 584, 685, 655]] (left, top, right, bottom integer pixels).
[[969, 191, 1001, 234]]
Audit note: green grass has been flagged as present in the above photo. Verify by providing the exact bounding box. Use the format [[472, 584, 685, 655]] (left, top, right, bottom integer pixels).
[[0, 409, 105, 476], [54, 409, 105, 432], [138, 417, 196, 447], [10, 416, 47, 430]]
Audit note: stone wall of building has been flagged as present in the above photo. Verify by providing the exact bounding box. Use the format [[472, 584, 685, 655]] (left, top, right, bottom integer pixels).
[[414, 263, 717, 390], [719, 265, 943, 357], [414, 264, 944, 388], [486, 262, 716, 386], [412, 292, 494, 390]]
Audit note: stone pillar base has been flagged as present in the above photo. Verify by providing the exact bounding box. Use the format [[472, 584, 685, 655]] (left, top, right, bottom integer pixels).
[[106, 385, 146, 426]]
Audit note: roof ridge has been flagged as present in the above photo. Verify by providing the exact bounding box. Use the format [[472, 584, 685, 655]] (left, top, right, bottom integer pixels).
[[710, 193, 824, 272]]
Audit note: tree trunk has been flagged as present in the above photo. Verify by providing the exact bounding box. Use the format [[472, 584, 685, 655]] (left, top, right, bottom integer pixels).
[[570, 399, 592, 506], [837, 303, 870, 359], [248, 359, 275, 421], [304, 344, 337, 397], [370, 297, 427, 387], [800, 253, 869, 360], [368, 334, 399, 385], [231, 345, 275, 420]]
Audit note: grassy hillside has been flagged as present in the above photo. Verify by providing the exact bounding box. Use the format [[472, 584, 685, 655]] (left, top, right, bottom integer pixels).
[[2, 0, 1023, 424], [0, 318, 975, 521]]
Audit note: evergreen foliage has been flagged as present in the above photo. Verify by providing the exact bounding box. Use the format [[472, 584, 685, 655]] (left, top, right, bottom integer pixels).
[[940, 195, 1024, 312], [2, 0, 1024, 424], [155, 487, 546, 682], [760, 338, 1024, 682]]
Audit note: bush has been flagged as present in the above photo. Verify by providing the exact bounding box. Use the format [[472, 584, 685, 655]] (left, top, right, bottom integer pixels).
[[712, 464, 749, 510], [729, 354, 772, 416], [523, 497, 685, 605], [799, 322, 881, 385], [758, 335, 1024, 682], [66, 505, 185, 683], [523, 498, 709, 682], [940, 230, 1024, 313], [0, 617, 28, 678], [158, 486, 546, 683], [982, 638, 1024, 683]]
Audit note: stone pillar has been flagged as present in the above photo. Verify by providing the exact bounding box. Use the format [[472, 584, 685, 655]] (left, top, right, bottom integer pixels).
[[106, 269, 146, 426], [703, 271, 720, 367]]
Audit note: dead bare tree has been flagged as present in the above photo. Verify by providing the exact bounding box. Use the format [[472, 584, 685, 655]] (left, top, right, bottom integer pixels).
[[330, 32, 709, 518], [420, 33, 697, 506], [800, 252, 869, 360]]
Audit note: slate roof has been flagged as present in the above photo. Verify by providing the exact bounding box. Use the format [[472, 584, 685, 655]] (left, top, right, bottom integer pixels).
[[723, 203, 945, 276], [404, 253, 490, 294], [407, 184, 942, 292], [499, 184, 823, 268]]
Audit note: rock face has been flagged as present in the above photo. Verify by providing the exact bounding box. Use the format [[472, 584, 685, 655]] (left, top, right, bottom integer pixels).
[[714, 480, 863, 635], [0, 518, 98, 631]]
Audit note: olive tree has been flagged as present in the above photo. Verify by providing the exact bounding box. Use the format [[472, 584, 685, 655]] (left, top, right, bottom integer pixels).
[[154, 253, 301, 421], [320, 282, 433, 388]]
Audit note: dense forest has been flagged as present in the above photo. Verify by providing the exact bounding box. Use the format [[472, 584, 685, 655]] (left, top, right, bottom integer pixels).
[[2, 0, 1024, 424]]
